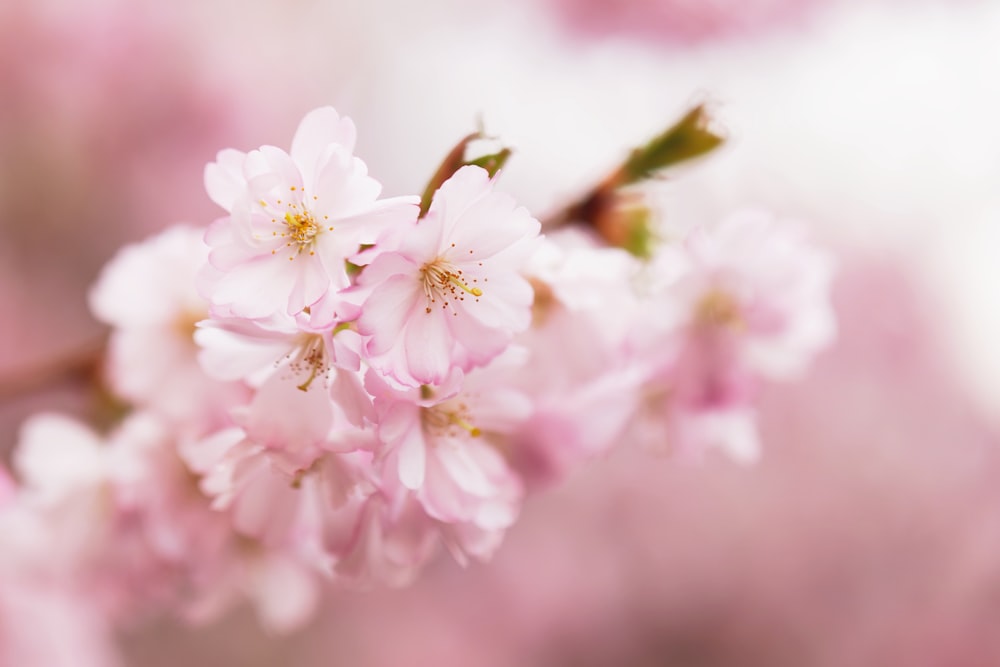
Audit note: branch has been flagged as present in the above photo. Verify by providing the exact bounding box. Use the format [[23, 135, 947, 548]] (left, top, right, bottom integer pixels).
[[0, 336, 106, 403]]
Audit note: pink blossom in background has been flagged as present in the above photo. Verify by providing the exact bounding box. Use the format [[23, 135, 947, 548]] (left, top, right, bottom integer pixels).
[[89, 225, 249, 430], [8, 413, 205, 622], [540, 0, 987, 44], [507, 230, 645, 484], [0, 576, 120, 667], [0, 466, 120, 667], [627, 211, 836, 462], [0, 0, 275, 450], [542, 0, 826, 43]]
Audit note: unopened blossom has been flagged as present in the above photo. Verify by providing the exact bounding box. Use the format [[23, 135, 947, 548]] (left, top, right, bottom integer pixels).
[[202, 106, 418, 320], [357, 165, 541, 387]]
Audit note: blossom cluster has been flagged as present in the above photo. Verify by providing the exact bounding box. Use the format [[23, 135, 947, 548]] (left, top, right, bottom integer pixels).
[[0, 107, 834, 651]]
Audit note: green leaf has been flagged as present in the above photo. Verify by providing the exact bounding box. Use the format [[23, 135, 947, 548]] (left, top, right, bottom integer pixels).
[[419, 133, 513, 217], [619, 104, 724, 185], [466, 148, 512, 179]]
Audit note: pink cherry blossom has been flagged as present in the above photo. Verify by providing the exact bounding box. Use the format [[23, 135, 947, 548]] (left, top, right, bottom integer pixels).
[[8, 413, 182, 619], [628, 211, 835, 460], [107, 413, 239, 608], [365, 362, 529, 561], [88, 224, 248, 429], [545, 0, 826, 44], [8, 408, 329, 633], [329, 488, 440, 588], [0, 571, 121, 667], [187, 415, 377, 563], [356, 165, 541, 387], [201, 106, 419, 320], [194, 311, 371, 426], [669, 211, 836, 381], [11, 413, 120, 564], [507, 231, 645, 484]]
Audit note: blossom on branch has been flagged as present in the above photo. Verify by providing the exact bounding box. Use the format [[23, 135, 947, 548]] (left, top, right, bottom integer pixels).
[[356, 165, 541, 387], [201, 106, 418, 320]]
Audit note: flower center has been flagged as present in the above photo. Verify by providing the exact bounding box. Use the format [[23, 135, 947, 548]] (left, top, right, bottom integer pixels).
[[694, 288, 743, 330], [262, 187, 334, 259], [284, 333, 328, 391], [419, 258, 483, 314], [421, 400, 482, 439], [284, 210, 319, 245]]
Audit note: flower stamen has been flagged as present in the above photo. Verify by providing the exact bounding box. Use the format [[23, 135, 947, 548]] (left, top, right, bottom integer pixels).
[[420, 258, 484, 313], [449, 413, 482, 437], [284, 210, 320, 247], [286, 334, 328, 391], [422, 402, 482, 439]]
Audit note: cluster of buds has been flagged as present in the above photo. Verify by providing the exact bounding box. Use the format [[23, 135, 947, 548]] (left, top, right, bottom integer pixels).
[[0, 106, 835, 653]]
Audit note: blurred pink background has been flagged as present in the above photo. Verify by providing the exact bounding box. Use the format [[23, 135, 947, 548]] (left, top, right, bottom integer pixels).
[[4, 0, 1000, 664]]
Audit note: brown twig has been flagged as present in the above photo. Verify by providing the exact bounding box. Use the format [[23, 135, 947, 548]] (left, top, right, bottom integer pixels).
[[0, 335, 106, 403]]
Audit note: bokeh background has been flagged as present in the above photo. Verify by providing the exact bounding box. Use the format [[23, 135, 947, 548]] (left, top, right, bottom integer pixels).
[[4, 0, 1000, 664]]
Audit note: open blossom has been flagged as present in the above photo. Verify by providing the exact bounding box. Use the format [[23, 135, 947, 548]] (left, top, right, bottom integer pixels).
[[357, 165, 541, 387], [201, 106, 418, 320], [629, 211, 835, 461], [667, 211, 836, 380], [0, 570, 121, 667], [195, 300, 366, 383], [366, 361, 529, 561], [328, 480, 441, 588], [189, 428, 358, 553], [508, 231, 646, 483], [6, 412, 215, 619], [11, 414, 121, 566], [89, 224, 247, 428]]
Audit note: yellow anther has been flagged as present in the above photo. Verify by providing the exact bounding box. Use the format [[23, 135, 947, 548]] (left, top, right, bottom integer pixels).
[[449, 275, 483, 297], [449, 413, 481, 437]]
